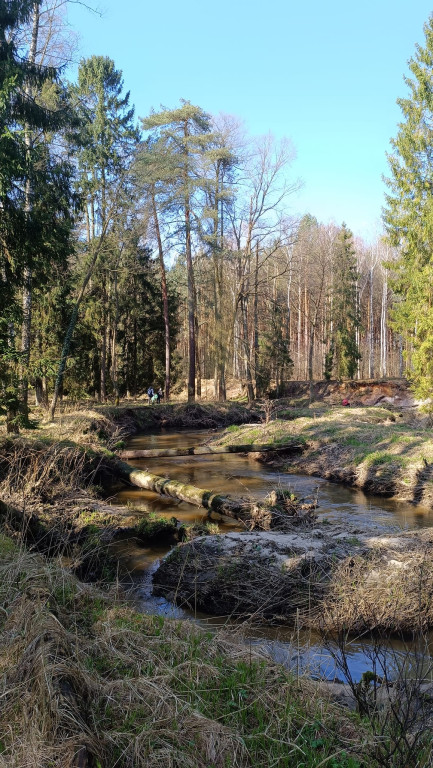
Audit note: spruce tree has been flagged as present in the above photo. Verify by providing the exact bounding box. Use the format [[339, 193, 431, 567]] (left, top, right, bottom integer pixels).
[[332, 224, 360, 379], [384, 14, 433, 397], [73, 56, 139, 240], [0, 0, 75, 429]]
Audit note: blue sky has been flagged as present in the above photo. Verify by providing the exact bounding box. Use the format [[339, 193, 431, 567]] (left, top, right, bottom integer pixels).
[[66, 0, 433, 242]]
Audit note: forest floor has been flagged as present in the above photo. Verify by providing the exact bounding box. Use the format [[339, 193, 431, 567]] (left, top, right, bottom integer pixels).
[[1, 389, 433, 766]]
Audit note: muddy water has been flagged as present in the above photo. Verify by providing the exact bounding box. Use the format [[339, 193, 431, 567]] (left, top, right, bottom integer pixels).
[[111, 429, 433, 682]]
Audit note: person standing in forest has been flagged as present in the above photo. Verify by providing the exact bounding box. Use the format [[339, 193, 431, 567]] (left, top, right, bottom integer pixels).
[[147, 386, 154, 404]]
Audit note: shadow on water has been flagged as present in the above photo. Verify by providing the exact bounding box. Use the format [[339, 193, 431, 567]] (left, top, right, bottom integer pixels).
[[111, 429, 433, 682]]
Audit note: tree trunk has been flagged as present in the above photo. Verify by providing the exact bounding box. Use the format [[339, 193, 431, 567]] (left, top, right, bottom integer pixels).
[[35, 376, 48, 408], [100, 320, 107, 402], [151, 187, 171, 401], [116, 461, 302, 528], [120, 442, 303, 459], [48, 228, 109, 422], [240, 293, 255, 402], [380, 269, 388, 377], [308, 325, 315, 403], [111, 266, 120, 406], [195, 285, 201, 398], [183, 122, 196, 402], [253, 242, 261, 396], [185, 199, 196, 402], [20, 2, 40, 421], [213, 172, 226, 402], [369, 266, 374, 379]]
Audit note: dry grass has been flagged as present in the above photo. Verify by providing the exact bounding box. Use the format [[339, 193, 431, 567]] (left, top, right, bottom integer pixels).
[[153, 534, 330, 623], [211, 407, 433, 505], [0, 437, 105, 503], [0, 399, 259, 447], [0, 538, 368, 768], [319, 536, 433, 634]]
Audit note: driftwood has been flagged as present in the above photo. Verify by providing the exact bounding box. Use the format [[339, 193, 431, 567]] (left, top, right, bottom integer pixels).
[[120, 442, 303, 459], [116, 459, 251, 523]]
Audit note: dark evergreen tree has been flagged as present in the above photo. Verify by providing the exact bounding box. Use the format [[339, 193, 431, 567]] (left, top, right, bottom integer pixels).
[[332, 224, 360, 379], [48, 57, 140, 418], [0, 0, 75, 429], [73, 56, 139, 240], [71, 56, 140, 401], [383, 14, 433, 397]]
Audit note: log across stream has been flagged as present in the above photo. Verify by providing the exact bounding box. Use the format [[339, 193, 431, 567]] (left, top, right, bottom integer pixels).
[[114, 428, 433, 531], [116, 452, 314, 529], [116, 457, 251, 518], [120, 442, 303, 459]]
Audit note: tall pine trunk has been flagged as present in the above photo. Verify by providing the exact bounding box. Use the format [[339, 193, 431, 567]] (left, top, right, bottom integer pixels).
[[253, 242, 261, 396], [240, 293, 254, 403], [380, 269, 388, 377], [151, 187, 171, 401], [213, 178, 226, 401], [111, 266, 120, 405], [368, 266, 374, 379]]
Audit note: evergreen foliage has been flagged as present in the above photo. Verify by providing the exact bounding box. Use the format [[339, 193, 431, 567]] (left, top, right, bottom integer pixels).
[[0, 0, 75, 428], [0, 8, 408, 414], [142, 101, 213, 402], [73, 55, 139, 238], [257, 301, 293, 394], [331, 224, 361, 379], [384, 14, 433, 397]]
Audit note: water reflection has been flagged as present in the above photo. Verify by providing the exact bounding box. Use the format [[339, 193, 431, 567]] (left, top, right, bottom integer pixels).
[[114, 429, 432, 532]]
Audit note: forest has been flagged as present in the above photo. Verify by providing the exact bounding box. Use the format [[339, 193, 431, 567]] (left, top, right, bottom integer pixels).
[[5, 4, 433, 768], [1, 0, 419, 434]]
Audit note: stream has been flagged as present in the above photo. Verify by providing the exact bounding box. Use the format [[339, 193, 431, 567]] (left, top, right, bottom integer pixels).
[[111, 429, 433, 683]]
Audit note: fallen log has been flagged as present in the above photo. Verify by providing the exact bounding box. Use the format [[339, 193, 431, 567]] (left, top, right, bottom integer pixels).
[[115, 459, 251, 523], [120, 442, 304, 459], [115, 460, 316, 530]]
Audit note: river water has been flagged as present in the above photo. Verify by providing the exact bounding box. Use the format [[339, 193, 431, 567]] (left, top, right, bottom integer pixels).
[[111, 429, 433, 683]]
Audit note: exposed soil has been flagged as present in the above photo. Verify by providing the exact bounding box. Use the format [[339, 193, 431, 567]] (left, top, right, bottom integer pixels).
[[153, 525, 433, 633], [273, 377, 417, 408]]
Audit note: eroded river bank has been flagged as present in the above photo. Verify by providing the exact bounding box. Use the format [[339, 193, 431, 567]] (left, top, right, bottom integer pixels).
[[109, 427, 433, 684]]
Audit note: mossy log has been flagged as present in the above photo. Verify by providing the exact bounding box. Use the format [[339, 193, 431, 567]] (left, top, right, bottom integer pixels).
[[120, 442, 303, 459], [116, 459, 252, 522], [115, 460, 316, 530]]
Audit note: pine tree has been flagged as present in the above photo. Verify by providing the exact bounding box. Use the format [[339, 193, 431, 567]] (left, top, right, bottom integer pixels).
[[384, 14, 433, 397], [48, 56, 140, 410], [142, 101, 212, 402], [73, 56, 139, 240]]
